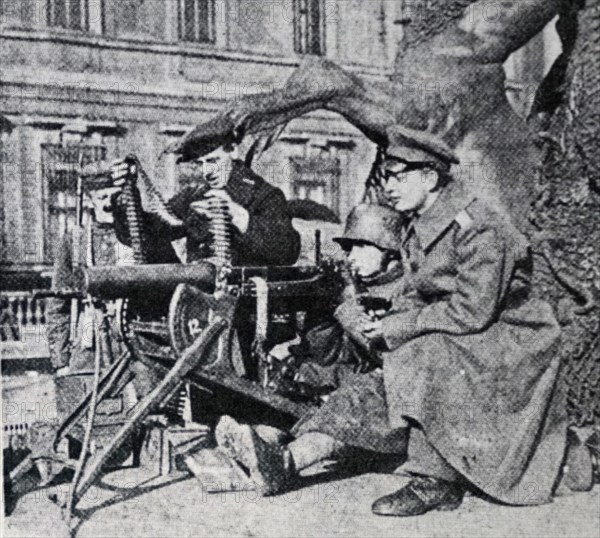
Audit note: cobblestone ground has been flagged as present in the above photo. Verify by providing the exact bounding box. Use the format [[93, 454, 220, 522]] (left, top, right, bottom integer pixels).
[[3, 465, 599, 538]]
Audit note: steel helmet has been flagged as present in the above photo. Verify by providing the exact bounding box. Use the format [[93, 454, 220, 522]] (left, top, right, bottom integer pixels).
[[333, 204, 406, 253]]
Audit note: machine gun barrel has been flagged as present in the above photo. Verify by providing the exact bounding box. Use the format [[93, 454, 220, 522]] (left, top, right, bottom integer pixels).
[[34, 262, 337, 301]]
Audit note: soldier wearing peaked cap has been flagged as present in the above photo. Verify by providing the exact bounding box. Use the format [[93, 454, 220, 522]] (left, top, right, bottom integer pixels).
[[362, 125, 568, 516], [385, 124, 460, 170]]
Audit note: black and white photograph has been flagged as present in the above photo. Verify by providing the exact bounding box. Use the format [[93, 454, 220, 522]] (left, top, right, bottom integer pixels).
[[1, 1, 598, 536]]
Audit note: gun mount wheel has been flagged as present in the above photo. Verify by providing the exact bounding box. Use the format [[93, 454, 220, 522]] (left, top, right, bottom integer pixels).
[[168, 284, 215, 356], [113, 280, 243, 375], [168, 284, 244, 375], [116, 297, 173, 360]]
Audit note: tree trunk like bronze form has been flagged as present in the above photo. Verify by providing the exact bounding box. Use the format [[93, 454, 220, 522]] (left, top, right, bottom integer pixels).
[[391, 0, 561, 228], [530, 2, 600, 427], [171, 0, 598, 426], [391, 0, 598, 427]]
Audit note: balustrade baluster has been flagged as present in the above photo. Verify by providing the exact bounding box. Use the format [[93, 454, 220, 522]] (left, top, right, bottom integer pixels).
[[16, 297, 25, 327], [28, 297, 36, 326], [39, 298, 46, 325]]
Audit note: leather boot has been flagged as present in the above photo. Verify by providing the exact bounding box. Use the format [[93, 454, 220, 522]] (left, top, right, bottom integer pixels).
[[372, 476, 464, 517], [215, 415, 291, 496]]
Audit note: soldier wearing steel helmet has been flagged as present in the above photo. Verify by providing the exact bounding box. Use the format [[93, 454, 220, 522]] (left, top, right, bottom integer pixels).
[[213, 203, 415, 493], [284, 203, 414, 393]]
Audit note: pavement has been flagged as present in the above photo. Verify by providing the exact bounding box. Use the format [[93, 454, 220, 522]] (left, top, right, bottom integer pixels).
[[3, 463, 599, 538]]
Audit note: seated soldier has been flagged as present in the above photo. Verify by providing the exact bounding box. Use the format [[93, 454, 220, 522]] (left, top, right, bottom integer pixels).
[[273, 204, 414, 397], [212, 125, 569, 519], [109, 142, 300, 266], [214, 203, 414, 493]]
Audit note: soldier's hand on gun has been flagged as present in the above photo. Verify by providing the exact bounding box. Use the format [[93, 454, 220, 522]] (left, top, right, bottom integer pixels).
[[357, 298, 386, 341], [360, 318, 384, 341], [190, 189, 250, 233]]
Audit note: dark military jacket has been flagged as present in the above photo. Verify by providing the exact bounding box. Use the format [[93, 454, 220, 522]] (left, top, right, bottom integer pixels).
[[113, 160, 301, 266]]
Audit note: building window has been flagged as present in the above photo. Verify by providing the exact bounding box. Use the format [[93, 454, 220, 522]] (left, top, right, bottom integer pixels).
[[41, 144, 106, 263], [47, 0, 89, 31], [289, 156, 340, 216], [293, 0, 324, 55], [179, 0, 215, 43], [103, 0, 166, 41]]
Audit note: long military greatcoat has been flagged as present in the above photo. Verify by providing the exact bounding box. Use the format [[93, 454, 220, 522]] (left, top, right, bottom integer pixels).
[[379, 181, 568, 505]]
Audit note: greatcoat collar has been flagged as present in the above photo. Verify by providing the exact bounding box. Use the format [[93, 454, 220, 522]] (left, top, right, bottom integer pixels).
[[410, 181, 477, 251]]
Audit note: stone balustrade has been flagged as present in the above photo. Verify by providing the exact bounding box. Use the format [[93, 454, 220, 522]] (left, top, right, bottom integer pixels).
[[1, 291, 50, 359]]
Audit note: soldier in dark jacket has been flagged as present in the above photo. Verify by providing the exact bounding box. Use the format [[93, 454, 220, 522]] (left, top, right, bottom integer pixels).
[[109, 144, 301, 379], [110, 144, 300, 266]]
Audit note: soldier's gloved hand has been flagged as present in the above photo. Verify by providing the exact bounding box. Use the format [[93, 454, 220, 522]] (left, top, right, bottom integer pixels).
[[190, 189, 250, 233], [110, 156, 139, 189], [334, 299, 370, 335]]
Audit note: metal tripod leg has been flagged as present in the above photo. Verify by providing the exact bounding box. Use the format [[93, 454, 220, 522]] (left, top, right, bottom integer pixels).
[[66, 317, 227, 517], [53, 351, 132, 452]]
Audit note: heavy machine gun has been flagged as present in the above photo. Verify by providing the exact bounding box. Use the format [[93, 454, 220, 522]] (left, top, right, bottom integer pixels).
[[22, 156, 347, 527]]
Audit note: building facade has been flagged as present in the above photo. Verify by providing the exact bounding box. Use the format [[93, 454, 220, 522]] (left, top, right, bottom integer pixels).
[[0, 0, 402, 277], [0, 1, 559, 358]]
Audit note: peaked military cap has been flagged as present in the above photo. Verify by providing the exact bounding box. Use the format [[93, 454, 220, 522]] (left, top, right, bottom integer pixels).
[[385, 125, 459, 168]]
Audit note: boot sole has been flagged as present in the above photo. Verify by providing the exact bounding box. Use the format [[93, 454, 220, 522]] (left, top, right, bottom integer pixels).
[[215, 415, 282, 496], [372, 493, 463, 517]]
